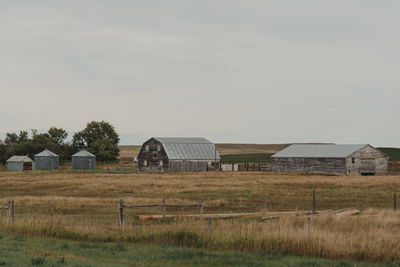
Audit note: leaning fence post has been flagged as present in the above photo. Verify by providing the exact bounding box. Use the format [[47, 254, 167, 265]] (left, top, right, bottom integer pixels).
[[11, 200, 14, 223], [200, 199, 204, 218], [312, 187, 316, 214], [162, 198, 166, 220], [306, 216, 311, 238], [118, 199, 124, 226], [206, 218, 212, 239], [394, 193, 397, 211]]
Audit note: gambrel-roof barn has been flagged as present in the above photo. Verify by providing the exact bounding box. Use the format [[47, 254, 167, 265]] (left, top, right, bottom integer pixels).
[[138, 137, 220, 173], [272, 144, 388, 175]]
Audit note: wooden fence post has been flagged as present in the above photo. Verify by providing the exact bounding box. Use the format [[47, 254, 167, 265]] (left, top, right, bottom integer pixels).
[[11, 200, 14, 223], [206, 218, 212, 239], [7, 201, 11, 223], [162, 198, 166, 220], [118, 199, 124, 226], [394, 193, 397, 211], [312, 187, 316, 214], [306, 216, 311, 238], [200, 199, 204, 218], [122, 214, 126, 236], [50, 211, 53, 228]]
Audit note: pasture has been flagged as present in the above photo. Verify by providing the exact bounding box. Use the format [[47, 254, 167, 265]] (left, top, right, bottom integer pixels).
[[0, 171, 400, 264]]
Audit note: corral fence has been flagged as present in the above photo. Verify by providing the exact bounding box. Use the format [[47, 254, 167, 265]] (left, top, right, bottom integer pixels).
[[220, 162, 272, 172], [388, 161, 400, 175], [0, 200, 14, 223]]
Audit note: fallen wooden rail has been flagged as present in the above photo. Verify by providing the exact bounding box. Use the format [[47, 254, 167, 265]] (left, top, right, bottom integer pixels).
[[136, 212, 261, 221]]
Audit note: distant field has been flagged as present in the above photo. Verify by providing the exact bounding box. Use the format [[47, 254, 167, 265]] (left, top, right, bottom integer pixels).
[[118, 145, 141, 158], [220, 153, 273, 163], [378, 147, 400, 161]]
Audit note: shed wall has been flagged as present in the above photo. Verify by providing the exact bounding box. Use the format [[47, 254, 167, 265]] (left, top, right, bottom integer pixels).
[[272, 157, 347, 174], [345, 146, 388, 174], [34, 156, 59, 170], [72, 156, 95, 169], [7, 162, 23, 171]]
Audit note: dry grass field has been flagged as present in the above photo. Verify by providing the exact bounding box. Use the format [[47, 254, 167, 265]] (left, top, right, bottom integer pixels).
[[0, 171, 400, 263]]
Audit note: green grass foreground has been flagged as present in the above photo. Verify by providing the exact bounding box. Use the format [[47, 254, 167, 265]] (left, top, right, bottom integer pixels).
[[0, 232, 386, 267]]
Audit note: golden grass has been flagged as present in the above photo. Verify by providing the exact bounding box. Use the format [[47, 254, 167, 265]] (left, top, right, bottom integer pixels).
[[0, 171, 400, 262]]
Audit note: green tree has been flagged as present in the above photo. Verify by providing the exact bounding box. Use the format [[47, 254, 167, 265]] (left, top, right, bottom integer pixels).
[[72, 121, 120, 162], [0, 143, 9, 165], [48, 127, 68, 146]]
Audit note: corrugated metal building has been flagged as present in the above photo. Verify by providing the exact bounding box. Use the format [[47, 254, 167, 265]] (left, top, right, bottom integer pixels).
[[72, 150, 96, 169], [34, 149, 59, 170], [7, 156, 35, 171], [138, 137, 220, 173], [272, 144, 389, 175]]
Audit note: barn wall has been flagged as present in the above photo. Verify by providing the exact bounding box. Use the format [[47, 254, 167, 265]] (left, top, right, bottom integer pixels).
[[72, 156, 96, 169], [138, 139, 169, 173], [34, 156, 59, 170], [272, 157, 347, 174], [168, 160, 211, 172]]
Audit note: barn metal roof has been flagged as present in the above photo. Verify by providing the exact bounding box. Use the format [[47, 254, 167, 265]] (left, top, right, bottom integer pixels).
[[35, 149, 58, 157], [72, 150, 95, 157], [272, 144, 368, 158], [153, 137, 220, 160], [7, 156, 33, 163]]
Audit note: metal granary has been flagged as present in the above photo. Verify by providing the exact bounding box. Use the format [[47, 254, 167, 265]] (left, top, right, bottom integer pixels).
[[72, 150, 96, 170], [272, 144, 389, 175], [138, 137, 220, 173], [34, 149, 59, 170], [6, 156, 35, 171]]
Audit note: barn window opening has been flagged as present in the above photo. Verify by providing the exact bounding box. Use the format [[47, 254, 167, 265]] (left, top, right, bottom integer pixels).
[[352, 158, 355, 164], [157, 145, 161, 152], [145, 145, 149, 152]]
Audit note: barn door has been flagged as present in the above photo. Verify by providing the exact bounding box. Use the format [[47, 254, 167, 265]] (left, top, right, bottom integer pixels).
[[360, 159, 375, 174]]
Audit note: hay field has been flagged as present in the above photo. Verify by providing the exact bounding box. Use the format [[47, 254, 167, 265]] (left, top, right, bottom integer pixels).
[[0, 171, 400, 262]]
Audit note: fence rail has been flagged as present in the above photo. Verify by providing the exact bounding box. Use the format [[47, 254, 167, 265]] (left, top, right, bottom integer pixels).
[[118, 199, 204, 227]]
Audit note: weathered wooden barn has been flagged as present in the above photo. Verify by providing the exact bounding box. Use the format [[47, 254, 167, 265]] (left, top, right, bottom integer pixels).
[[6, 156, 35, 171], [34, 149, 59, 170], [272, 144, 388, 175], [72, 150, 96, 170], [138, 137, 220, 173]]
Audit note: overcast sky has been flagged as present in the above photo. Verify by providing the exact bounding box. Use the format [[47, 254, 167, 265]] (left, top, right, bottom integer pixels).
[[1, 1, 399, 146]]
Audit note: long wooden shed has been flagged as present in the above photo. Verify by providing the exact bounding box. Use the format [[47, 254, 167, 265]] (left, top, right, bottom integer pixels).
[[272, 144, 388, 175], [138, 137, 220, 173]]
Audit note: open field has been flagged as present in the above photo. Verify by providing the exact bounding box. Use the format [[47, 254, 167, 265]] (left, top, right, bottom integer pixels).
[[0, 171, 400, 263]]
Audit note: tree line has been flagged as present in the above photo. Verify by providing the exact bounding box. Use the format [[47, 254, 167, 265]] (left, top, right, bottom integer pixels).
[[0, 121, 119, 165]]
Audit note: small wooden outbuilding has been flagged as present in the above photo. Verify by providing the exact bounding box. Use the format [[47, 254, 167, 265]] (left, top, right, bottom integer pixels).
[[138, 137, 220, 173], [72, 150, 95, 169], [7, 156, 35, 171], [34, 149, 59, 170], [272, 144, 388, 175]]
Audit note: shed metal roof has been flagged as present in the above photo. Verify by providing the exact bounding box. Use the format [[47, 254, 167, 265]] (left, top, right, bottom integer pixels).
[[72, 150, 95, 157], [272, 144, 368, 158], [152, 137, 220, 160], [7, 156, 33, 163], [35, 149, 58, 157]]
